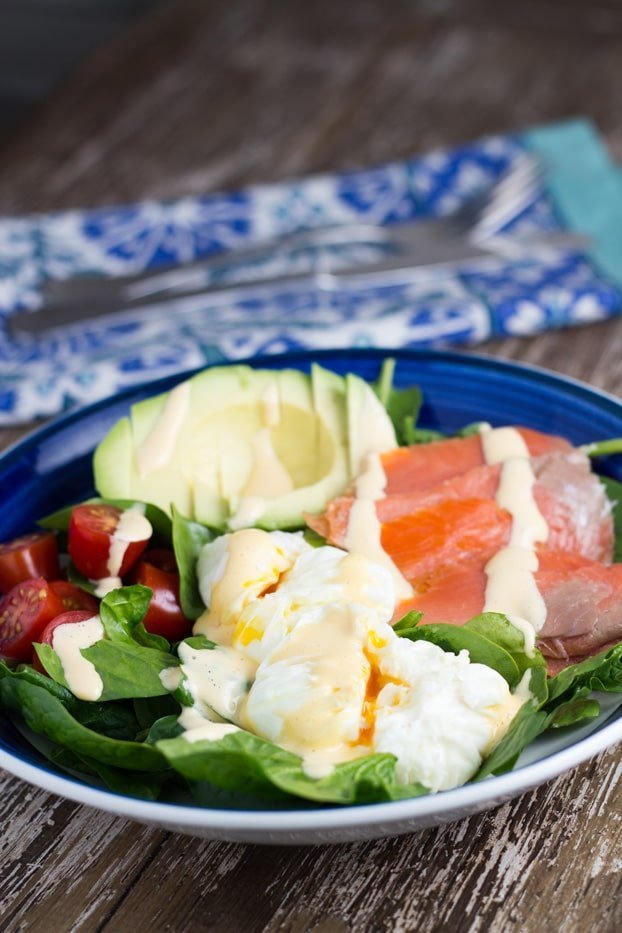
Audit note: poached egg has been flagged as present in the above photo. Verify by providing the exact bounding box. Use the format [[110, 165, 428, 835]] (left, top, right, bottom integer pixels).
[[174, 529, 523, 790]]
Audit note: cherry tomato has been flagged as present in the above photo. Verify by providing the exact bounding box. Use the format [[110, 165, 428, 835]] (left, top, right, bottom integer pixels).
[[142, 549, 178, 574], [0, 531, 61, 594], [37, 609, 95, 648], [130, 549, 192, 641], [49, 580, 99, 614], [68, 504, 150, 580], [0, 577, 66, 661], [33, 609, 95, 674]]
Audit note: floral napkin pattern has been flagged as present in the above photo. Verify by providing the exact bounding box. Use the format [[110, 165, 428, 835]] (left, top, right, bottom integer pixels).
[[0, 121, 620, 423]]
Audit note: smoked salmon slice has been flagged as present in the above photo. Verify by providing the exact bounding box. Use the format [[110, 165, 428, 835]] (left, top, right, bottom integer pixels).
[[380, 498, 512, 582], [381, 427, 571, 496], [309, 450, 613, 573], [397, 549, 622, 670], [306, 424, 619, 674]]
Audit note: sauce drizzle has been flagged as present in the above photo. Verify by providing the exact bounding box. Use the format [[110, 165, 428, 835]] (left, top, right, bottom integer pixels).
[[481, 427, 549, 655], [106, 505, 152, 577], [135, 381, 191, 478], [344, 453, 413, 601], [52, 615, 104, 701]]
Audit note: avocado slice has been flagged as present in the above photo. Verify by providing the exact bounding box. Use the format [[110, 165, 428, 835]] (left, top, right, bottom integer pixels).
[[93, 363, 397, 530], [346, 372, 400, 476]]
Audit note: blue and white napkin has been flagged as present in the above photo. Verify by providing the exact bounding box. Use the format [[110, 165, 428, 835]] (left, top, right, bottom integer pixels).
[[1, 118, 621, 424]]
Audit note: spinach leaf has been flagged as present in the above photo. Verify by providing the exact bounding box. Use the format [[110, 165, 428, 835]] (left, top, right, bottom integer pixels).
[[374, 357, 396, 407], [39, 497, 172, 545], [476, 686, 609, 779], [408, 427, 445, 444], [456, 422, 489, 438], [397, 621, 520, 687], [374, 359, 494, 446], [475, 701, 552, 779], [172, 506, 214, 620], [585, 438, 622, 459], [463, 613, 549, 703], [82, 641, 177, 700], [548, 695, 601, 729], [33, 643, 70, 690], [5, 661, 74, 704], [303, 527, 327, 548], [476, 642, 622, 778], [600, 475, 622, 563], [0, 671, 167, 771], [35, 586, 179, 701], [157, 729, 427, 804], [1, 661, 139, 740], [146, 715, 184, 744], [546, 642, 622, 703], [66, 562, 98, 595], [99, 585, 170, 652], [38, 504, 77, 532], [392, 610, 424, 636], [374, 358, 422, 446], [170, 673, 195, 708], [69, 699, 141, 742], [464, 613, 536, 674], [50, 748, 168, 800], [133, 695, 180, 732], [182, 635, 216, 651], [402, 422, 490, 444]]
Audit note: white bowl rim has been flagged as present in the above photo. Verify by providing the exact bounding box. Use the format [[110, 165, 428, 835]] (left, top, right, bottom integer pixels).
[[1, 713, 619, 832]]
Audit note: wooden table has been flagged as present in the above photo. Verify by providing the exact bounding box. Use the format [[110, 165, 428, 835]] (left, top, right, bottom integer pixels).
[[0, 2, 621, 929]]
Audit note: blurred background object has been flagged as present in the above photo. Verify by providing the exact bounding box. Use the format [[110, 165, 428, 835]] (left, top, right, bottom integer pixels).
[[1, 0, 622, 214], [0, 0, 155, 129], [1, 0, 622, 421]]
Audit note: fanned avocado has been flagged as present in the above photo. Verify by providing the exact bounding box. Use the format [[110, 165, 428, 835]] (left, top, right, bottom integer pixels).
[[93, 364, 397, 531]]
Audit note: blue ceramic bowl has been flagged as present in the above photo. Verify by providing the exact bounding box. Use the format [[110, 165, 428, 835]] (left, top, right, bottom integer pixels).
[[0, 348, 620, 844]]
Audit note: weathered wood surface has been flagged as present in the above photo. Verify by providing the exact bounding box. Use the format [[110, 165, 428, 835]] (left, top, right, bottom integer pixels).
[[0, 1, 621, 930]]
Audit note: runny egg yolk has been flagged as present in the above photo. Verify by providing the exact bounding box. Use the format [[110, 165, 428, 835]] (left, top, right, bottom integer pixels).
[[358, 648, 404, 747]]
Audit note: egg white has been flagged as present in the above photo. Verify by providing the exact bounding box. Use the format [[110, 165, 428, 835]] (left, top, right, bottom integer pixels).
[[181, 530, 524, 790]]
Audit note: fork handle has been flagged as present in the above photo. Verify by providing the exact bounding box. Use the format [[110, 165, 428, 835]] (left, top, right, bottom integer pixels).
[[42, 222, 392, 308]]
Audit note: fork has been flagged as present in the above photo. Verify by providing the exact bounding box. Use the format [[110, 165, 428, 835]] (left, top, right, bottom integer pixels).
[[41, 152, 547, 310]]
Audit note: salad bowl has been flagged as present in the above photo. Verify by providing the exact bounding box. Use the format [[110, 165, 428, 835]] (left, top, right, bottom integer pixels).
[[0, 347, 621, 845]]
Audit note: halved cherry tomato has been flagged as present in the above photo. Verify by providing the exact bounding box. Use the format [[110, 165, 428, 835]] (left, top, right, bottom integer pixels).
[[33, 609, 95, 674], [49, 580, 99, 614], [0, 531, 61, 594], [129, 549, 192, 641], [0, 577, 66, 661], [37, 609, 95, 647], [68, 504, 150, 580]]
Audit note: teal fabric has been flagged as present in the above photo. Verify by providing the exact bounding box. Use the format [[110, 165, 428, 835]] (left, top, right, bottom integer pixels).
[[524, 119, 622, 285]]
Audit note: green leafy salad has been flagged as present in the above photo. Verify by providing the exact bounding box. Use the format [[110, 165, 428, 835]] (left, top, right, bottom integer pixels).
[[0, 360, 621, 808]]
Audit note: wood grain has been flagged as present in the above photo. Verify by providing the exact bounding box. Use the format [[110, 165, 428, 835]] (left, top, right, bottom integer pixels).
[[0, 1, 621, 930]]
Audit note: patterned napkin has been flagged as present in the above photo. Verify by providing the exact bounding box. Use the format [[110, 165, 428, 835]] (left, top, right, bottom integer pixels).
[[1, 118, 621, 424]]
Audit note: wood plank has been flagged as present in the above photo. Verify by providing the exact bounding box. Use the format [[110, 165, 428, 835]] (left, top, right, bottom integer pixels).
[[0, 772, 168, 930], [0, 746, 612, 933]]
